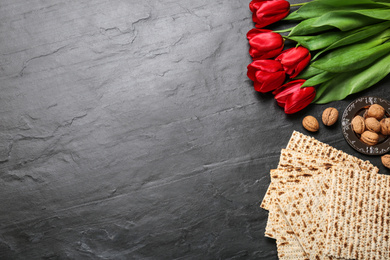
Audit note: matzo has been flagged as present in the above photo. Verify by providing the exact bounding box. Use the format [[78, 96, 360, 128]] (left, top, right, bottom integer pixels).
[[361, 171, 378, 260], [373, 174, 388, 259], [259, 131, 386, 260], [276, 174, 333, 260], [355, 170, 375, 260], [286, 131, 377, 172], [380, 175, 390, 259]]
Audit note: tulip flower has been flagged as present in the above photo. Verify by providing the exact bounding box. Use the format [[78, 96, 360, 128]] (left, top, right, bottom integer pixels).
[[247, 29, 284, 59], [273, 79, 316, 114], [275, 46, 311, 78], [249, 0, 290, 28], [247, 60, 286, 93]]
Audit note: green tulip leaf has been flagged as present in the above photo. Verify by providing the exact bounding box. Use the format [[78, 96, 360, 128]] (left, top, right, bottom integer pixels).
[[311, 29, 390, 72], [374, 0, 390, 6], [312, 41, 390, 72], [313, 21, 390, 59], [284, 11, 304, 21], [287, 21, 390, 51], [289, 17, 334, 36], [286, 32, 346, 51], [301, 71, 336, 87], [319, 0, 389, 5], [295, 66, 325, 79], [313, 53, 390, 104], [351, 9, 390, 20], [312, 11, 382, 31], [287, 1, 389, 20], [289, 2, 340, 20], [372, 0, 390, 3]]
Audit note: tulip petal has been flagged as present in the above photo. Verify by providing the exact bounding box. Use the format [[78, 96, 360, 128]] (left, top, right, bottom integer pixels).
[[284, 86, 316, 114], [248, 60, 285, 93], [253, 0, 290, 28], [247, 30, 284, 59], [273, 79, 315, 111], [276, 46, 311, 77], [246, 28, 272, 40], [254, 70, 285, 92]]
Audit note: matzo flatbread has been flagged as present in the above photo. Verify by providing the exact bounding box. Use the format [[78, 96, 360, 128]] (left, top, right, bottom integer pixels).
[[276, 185, 324, 259], [286, 131, 377, 172], [362, 171, 378, 260], [262, 167, 326, 211], [373, 174, 387, 259], [259, 131, 385, 260], [379, 175, 390, 259], [278, 149, 337, 170], [356, 170, 375, 260], [340, 169, 363, 259]]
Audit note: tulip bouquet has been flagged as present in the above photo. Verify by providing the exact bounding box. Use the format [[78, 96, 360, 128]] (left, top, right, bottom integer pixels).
[[247, 0, 390, 114]]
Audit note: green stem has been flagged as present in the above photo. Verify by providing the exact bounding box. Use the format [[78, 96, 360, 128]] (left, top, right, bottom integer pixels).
[[290, 3, 306, 7], [274, 27, 294, 33]]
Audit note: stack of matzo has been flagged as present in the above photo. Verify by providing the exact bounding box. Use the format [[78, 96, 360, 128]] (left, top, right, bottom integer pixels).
[[262, 130, 390, 259]]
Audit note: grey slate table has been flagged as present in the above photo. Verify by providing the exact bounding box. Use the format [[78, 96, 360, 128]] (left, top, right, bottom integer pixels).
[[1, 0, 389, 259]]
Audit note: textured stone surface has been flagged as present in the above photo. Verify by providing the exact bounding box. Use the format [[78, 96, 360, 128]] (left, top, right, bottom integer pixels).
[[0, 0, 389, 259]]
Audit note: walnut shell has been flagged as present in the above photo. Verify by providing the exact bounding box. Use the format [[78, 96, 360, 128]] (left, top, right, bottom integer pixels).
[[351, 115, 365, 134], [302, 116, 319, 132], [360, 131, 379, 146], [322, 107, 338, 126], [380, 118, 390, 135], [381, 154, 390, 169], [365, 117, 381, 133], [367, 104, 385, 120]]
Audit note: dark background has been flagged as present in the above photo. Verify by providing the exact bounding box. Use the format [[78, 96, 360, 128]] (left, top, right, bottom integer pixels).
[[0, 0, 389, 259]]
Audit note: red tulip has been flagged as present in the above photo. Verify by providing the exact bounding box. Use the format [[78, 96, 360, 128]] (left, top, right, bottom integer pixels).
[[273, 79, 316, 114], [250, 0, 290, 28], [247, 29, 284, 59], [247, 60, 286, 93], [275, 46, 311, 78]]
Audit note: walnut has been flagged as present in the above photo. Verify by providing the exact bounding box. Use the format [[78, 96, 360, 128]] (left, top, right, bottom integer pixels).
[[381, 154, 390, 169], [351, 115, 365, 134], [367, 104, 385, 120], [360, 131, 379, 146], [322, 107, 338, 126], [302, 116, 319, 132], [365, 117, 381, 133], [380, 118, 390, 135]]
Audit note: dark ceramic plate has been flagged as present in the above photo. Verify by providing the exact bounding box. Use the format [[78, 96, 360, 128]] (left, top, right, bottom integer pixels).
[[342, 96, 390, 155]]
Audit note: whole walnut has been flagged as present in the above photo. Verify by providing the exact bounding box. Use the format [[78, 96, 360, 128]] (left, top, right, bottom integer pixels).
[[360, 131, 379, 146], [351, 115, 365, 134], [322, 107, 338, 126], [367, 104, 385, 120], [302, 116, 319, 132], [365, 117, 381, 133], [380, 118, 390, 135], [381, 154, 390, 169]]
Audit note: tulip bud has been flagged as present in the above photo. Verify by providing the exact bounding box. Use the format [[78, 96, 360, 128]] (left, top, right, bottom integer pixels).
[[250, 0, 290, 28], [247, 29, 284, 59], [247, 60, 286, 93], [275, 46, 311, 78], [273, 79, 316, 114]]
